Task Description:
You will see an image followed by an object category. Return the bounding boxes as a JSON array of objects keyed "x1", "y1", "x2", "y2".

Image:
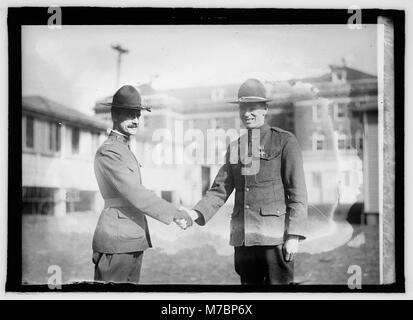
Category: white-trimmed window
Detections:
[
  {"x1": 312, "y1": 103, "x2": 323, "y2": 122},
  {"x1": 47, "y1": 121, "x2": 61, "y2": 153},
  {"x1": 312, "y1": 132, "x2": 326, "y2": 151},
  {"x1": 24, "y1": 115, "x2": 35, "y2": 150},
  {"x1": 334, "y1": 102, "x2": 347, "y2": 120},
  {"x1": 71, "y1": 127, "x2": 80, "y2": 154},
  {"x1": 337, "y1": 132, "x2": 348, "y2": 150}
]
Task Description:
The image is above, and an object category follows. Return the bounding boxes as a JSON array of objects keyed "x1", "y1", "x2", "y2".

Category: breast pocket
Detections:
[
  {"x1": 254, "y1": 151, "x2": 281, "y2": 183},
  {"x1": 125, "y1": 162, "x2": 141, "y2": 183}
]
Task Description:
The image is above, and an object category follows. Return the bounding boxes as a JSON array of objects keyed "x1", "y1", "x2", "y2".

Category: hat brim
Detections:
[
  {"x1": 101, "y1": 102, "x2": 151, "y2": 112},
  {"x1": 227, "y1": 97, "x2": 273, "y2": 104}
]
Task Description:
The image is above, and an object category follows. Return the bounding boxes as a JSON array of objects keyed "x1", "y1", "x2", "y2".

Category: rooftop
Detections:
[{"x1": 23, "y1": 96, "x2": 108, "y2": 131}]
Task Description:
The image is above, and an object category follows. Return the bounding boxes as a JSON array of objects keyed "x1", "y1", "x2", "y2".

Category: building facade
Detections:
[{"x1": 22, "y1": 96, "x2": 107, "y2": 216}]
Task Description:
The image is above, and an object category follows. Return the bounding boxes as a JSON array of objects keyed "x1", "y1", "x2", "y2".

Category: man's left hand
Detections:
[{"x1": 282, "y1": 235, "x2": 300, "y2": 262}]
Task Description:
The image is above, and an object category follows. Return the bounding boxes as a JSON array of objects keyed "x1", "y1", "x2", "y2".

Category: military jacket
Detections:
[
  {"x1": 194, "y1": 124, "x2": 308, "y2": 246},
  {"x1": 92, "y1": 131, "x2": 179, "y2": 253}
]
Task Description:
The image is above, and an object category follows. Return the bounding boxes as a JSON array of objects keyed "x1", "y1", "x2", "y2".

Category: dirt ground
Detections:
[{"x1": 22, "y1": 212, "x2": 379, "y2": 285}]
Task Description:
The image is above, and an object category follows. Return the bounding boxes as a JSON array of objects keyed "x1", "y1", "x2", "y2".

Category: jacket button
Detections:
[
  {"x1": 245, "y1": 187, "x2": 249, "y2": 192},
  {"x1": 245, "y1": 205, "x2": 249, "y2": 209}
]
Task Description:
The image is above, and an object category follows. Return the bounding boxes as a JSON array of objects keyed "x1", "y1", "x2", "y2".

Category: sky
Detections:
[{"x1": 22, "y1": 24, "x2": 377, "y2": 115}]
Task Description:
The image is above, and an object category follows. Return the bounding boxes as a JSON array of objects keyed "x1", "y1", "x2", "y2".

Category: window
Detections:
[
  {"x1": 335, "y1": 103, "x2": 347, "y2": 120},
  {"x1": 336, "y1": 132, "x2": 348, "y2": 150},
  {"x1": 25, "y1": 116, "x2": 34, "y2": 149},
  {"x1": 72, "y1": 127, "x2": 80, "y2": 154},
  {"x1": 312, "y1": 104, "x2": 323, "y2": 121},
  {"x1": 47, "y1": 121, "x2": 61, "y2": 153},
  {"x1": 313, "y1": 132, "x2": 325, "y2": 151}
]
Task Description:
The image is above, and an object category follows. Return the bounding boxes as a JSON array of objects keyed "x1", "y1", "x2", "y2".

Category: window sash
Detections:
[
  {"x1": 72, "y1": 127, "x2": 80, "y2": 154},
  {"x1": 316, "y1": 139, "x2": 324, "y2": 150},
  {"x1": 25, "y1": 116, "x2": 34, "y2": 149},
  {"x1": 47, "y1": 122, "x2": 61, "y2": 153}
]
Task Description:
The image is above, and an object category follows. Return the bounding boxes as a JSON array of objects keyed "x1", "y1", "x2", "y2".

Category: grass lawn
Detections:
[{"x1": 22, "y1": 212, "x2": 379, "y2": 285}]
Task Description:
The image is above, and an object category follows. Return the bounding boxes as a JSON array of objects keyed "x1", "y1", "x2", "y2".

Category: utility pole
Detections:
[{"x1": 111, "y1": 44, "x2": 129, "y2": 89}]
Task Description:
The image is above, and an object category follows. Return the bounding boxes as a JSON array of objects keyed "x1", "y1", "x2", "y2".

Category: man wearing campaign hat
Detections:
[
  {"x1": 182, "y1": 79, "x2": 308, "y2": 285},
  {"x1": 92, "y1": 85, "x2": 192, "y2": 283}
]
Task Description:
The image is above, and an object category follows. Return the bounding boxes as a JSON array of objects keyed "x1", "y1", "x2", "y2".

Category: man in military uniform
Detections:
[
  {"x1": 92, "y1": 85, "x2": 192, "y2": 283},
  {"x1": 183, "y1": 79, "x2": 308, "y2": 285}
]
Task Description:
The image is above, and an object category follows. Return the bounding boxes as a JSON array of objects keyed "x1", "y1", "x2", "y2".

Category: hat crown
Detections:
[
  {"x1": 238, "y1": 79, "x2": 267, "y2": 99},
  {"x1": 112, "y1": 85, "x2": 141, "y2": 108}
]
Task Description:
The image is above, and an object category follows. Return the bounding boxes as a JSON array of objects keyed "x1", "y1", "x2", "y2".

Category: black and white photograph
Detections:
[{"x1": 5, "y1": 6, "x2": 405, "y2": 294}]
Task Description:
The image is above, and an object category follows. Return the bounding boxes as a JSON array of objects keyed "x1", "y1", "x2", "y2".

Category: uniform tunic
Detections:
[
  {"x1": 92, "y1": 131, "x2": 181, "y2": 254},
  {"x1": 194, "y1": 124, "x2": 308, "y2": 246}
]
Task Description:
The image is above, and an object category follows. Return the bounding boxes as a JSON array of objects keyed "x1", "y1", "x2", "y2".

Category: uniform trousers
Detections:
[
  {"x1": 234, "y1": 244, "x2": 294, "y2": 285},
  {"x1": 92, "y1": 251, "x2": 143, "y2": 283}
]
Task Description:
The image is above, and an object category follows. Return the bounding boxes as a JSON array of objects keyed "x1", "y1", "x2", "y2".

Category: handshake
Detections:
[{"x1": 173, "y1": 207, "x2": 200, "y2": 230}]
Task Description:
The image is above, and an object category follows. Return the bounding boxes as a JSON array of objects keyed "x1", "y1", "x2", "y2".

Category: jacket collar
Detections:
[
  {"x1": 258, "y1": 123, "x2": 271, "y2": 136},
  {"x1": 109, "y1": 129, "x2": 130, "y2": 145},
  {"x1": 247, "y1": 123, "x2": 271, "y2": 138}
]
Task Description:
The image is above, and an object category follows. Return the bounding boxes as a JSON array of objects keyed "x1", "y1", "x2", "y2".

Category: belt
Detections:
[{"x1": 104, "y1": 197, "x2": 131, "y2": 208}]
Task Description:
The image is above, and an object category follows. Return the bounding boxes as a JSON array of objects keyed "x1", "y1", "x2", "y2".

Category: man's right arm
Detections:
[
  {"x1": 96, "y1": 148, "x2": 183, "y2": 225},
  {"x1": 192, "y1": 149, "x2": 235, "y2": 225}
]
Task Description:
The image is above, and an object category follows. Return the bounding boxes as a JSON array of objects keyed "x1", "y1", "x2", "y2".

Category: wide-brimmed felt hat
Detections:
[
  {"x1": 102, "y1": 85, "x2": 151, "y2": 112},
  {"x1": 228, "y1": 78, "x2": 272, "y2": 104}
]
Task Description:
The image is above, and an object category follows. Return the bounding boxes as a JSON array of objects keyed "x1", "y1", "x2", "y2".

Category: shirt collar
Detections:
[{"x1": 110, "y1": 129, "x2": 130, "y2": 144}]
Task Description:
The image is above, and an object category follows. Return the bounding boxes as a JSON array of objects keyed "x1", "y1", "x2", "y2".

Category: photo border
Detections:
[{"x1": 7, "y1": 6, "x2": 405, "y2": 293}]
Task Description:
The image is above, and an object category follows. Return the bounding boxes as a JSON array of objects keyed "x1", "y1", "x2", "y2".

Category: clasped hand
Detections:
[{"x1": 173, "y1": 206, "x2": 198, "y2": 230}]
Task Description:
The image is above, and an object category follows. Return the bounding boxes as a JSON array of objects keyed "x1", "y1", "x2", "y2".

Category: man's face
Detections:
[
  {"x1": 239, "y1": 102, "x2": 268, "y2": 129},
  {"x1": 113, "y1": 109, "x2": 141, "y2": 136}
]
